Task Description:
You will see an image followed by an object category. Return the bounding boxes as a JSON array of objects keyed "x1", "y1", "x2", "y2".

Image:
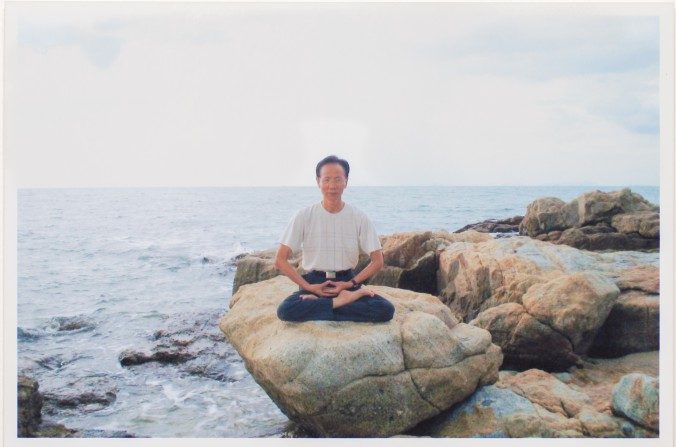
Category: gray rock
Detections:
[
  {"x1": 612, "y1": 373, "x2": 659, "y2": 431},
  {"x1": 18, "y1": 376, "x2": 42, "y2": 437}
]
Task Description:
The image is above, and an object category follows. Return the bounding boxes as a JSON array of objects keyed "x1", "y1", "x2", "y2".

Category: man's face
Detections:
[{"x1": 317, "y1": 163, "x2": 348, "y2": 200}]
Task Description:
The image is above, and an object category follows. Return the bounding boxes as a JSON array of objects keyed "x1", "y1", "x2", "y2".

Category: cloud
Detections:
[
  {"x1": 427, "y1": 15, "x2": 659, "y2": 80},
  {"x1": 17, "y1": 21, "x2": 123, "y2": 69}
]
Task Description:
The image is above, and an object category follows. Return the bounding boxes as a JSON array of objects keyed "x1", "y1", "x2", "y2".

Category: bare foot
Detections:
[{"x1": 332, "y1": 287, "x2": 376, "y2": 309}]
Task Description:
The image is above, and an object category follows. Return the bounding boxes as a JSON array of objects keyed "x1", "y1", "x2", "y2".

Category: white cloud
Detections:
[{"x1": 4, "y1": 3, "x2": 661, "y2": 187}]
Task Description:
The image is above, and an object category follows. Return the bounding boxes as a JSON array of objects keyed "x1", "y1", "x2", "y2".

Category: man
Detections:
[{"x1": 275, "y1": 155, "x2": 395, "y2": 323}]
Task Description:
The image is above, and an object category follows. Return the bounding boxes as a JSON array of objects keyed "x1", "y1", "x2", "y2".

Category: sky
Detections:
[{"x1": 3, "y1": 2, "x2": 663, "y2": 187}]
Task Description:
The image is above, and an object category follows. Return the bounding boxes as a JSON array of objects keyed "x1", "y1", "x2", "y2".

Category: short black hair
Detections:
[{"x1": 315, "y1": 155, "x2": 350, "y2": 179}]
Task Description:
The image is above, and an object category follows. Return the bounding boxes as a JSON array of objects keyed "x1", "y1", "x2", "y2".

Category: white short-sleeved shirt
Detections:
[{"x1": 279, "y1": 202, "x2": 382, "y2": 272}]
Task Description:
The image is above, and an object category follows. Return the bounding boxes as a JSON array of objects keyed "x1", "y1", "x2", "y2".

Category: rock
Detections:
[
  {"x1": 232, "y1": 248, "x2": 304, "y2": 294},
  {"x1": 498, "y1": 369, "x2": 592, "y2": 417},
  {"x1": 567, "y1": 352, "x2": 657, "y2": 414},
  {"x1": 232, "y1": 231, "x2": 491, "y2": 296},
  {"x1": 46, "y1": 315, "x2": 96, "y2": 333},
  {"x1": 613, "y1": 265, "x2": 660, "y2": 294},
  {"x1": 589, "y1": 292, "x2": 659, "y2": 357},
  {"x1": 219, "y1": 275, "x2": 502, "y2": 437},
  {"x1": 437, "y1": 236, "x2": 643, "y2": 322},
  {"x1": 17, "y1": 375, "x2": 138, "y2": 438},
  {"x1": 370, "y1": 231, "x2": 490, "y2": 294},
  {"x1": 413, "y1": 354, "x2": 659, "y2": 438},
  {"x1": 436, "y1": 236, "x2": 657, "y2": 362},
  {"x1": 469, "y1": 303, "x2": 578, "y2": 370},
  {"x1": 611, "y1": 211, "x2": 660, "y2": 238},
  {"x1": 519, "y1": 189, "x2": 659, "y2": 251},
  {"x1": 589, "y1": 265, "x2": 659, "y2": 357},
  {"x1": 612, "y1": 374, "x2": 659, "y2": 431},
  {"x1": 119, "y1": 349, "x2": 194, "y2": 366},
  {"x1": 454, "y1": 216, "x2": 523, "y2": 234},
  {"x1": 18, "y1": 376, "x2": 43, "y2": 437},
  {"x1": 557, "y1": 228, "x2": 658, "y2": 251},
  {"x1": 41, "y1": 376, "x2": 117, "y2": 413},
  {"x1": 520, "y1": 197, "x2": 576, "y2": 236},
  {"x1": 470, "y1": 271, "x2": 620, "y2": 370},
  {"x1": 520, "y1": 272, "x2": 619, "y2": 354},
  {"x1": 119, "y1": 311, "x2": 245, "y2": 382},
  {"x1": 411, "y1": 385, "x2": 584, "y2": 437},
  {"x1": 573, "y1": 189, "x2": 658, "y2": 225}
]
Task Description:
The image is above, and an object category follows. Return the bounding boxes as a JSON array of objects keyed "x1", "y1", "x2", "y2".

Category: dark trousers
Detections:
[{"x1": 276, "y1": 270, "x2": 395, "y2": 323}]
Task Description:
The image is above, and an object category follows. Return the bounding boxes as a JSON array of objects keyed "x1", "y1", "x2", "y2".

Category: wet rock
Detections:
[
  {"x1": 18, "y1": 375, "x2": 138, "y2": 438},
  {"x1": 454, "y1": 216, "x2": 523, "y2": 234},
  {"x1": 48, "y1": 315, "x2": 96, "y2": 332},
  {"x1": 17, "y1": 327, "x2": 41, "y2": 342},
  {"x1": 129, "y1": 311, "x2": 243, "y2": 382},
  {"x1": 35, "y1": 353, "x2": 89, "y2": 371},
  {"x1": 18, "y1": 376, "x2": 43, "y2": 437},
  {"x1": 220, "y1": 275, "x2": 502, "y2": 437},
  {"x1": 32, "y1": 423, "x2": 79, "y2": 438},
  {"x1": 77, "y1": 429, "x2": 137, "y2": 438},
  {"x1": 119, "y1": 348, "x2": 194, "y2": 366},
  {"x1": 612, "y1": 374, "x2": 659, "y2": 431},
  {"x1": 41, "y1": 376, "x2": 117, "y2": 413}
]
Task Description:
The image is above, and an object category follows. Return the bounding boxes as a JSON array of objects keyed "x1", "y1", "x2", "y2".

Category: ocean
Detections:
[{"x1": 16, "y1": 185, "x2": 659, "y2": 437}]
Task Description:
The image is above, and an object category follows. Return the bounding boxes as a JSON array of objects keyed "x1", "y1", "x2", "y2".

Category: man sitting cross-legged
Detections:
[{"x1": 275, "y1": 155, "x2": 395, "y2": 323}]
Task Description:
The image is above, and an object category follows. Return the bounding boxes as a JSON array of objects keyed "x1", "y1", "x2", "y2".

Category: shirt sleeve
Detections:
[
  {"x1": 279, "y1": 210, "x2": 304, "y2": 251},
  {"x1": 358, "y1": 213, "x2": 382, "y2": 255}
]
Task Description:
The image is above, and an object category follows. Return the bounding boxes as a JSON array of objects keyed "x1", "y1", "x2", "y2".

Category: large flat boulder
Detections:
[{"x1": 219, "y1": 276, "x2": 502, "y2": 437}]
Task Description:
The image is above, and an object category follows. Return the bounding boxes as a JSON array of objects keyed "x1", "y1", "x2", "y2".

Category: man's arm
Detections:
[
  {"x1": 329, "y1": 249, "x2": 384, "y2": 293},
  {"x1": 274, "y1": 244, "x2": 336, "y2": 297},
  {"x1": 353, "y1": 249, "x2": 384, "y2": 285}
]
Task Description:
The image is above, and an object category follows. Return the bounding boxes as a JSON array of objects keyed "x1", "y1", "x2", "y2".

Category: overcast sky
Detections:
[{"x1": 4, "y1": 2, "x2": 662, "y2": 187}]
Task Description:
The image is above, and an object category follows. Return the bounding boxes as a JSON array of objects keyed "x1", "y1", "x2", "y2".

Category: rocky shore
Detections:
[
  {"x1": 18, "y1": 188, "x2": 659, "y2": 438},
  {"x1": 18, "y1": 375, "x2": 135, "y2": 438},
  {"x1": 222, "y1": 188, "x2": 660, "y2": 438}
]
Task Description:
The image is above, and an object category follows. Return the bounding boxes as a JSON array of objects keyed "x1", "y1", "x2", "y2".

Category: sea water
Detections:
[{"x1": 16, "y1": 186, "x2": 659, "y2": 437}]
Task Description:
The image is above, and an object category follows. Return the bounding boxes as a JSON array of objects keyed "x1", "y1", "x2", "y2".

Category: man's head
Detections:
[
  {"x1": 315, "y1": 155, "x2": 350, "y2": 180},
  {"x1": 315, "y1": 155, "x2": 349, "y2": 199}
]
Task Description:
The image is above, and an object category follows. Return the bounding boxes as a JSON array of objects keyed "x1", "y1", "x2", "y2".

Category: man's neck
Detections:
[{"x1": 321, "y1": 199, "x2": 345, "y2": 213}]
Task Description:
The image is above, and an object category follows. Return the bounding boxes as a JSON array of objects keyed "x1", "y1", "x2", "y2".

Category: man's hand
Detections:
[
  {"x1": 304, "y1": 281, "x2": 339, "y2": 297},
  {"x1": 325, "y1": 280, "x2": 354, "y2": 293}
]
